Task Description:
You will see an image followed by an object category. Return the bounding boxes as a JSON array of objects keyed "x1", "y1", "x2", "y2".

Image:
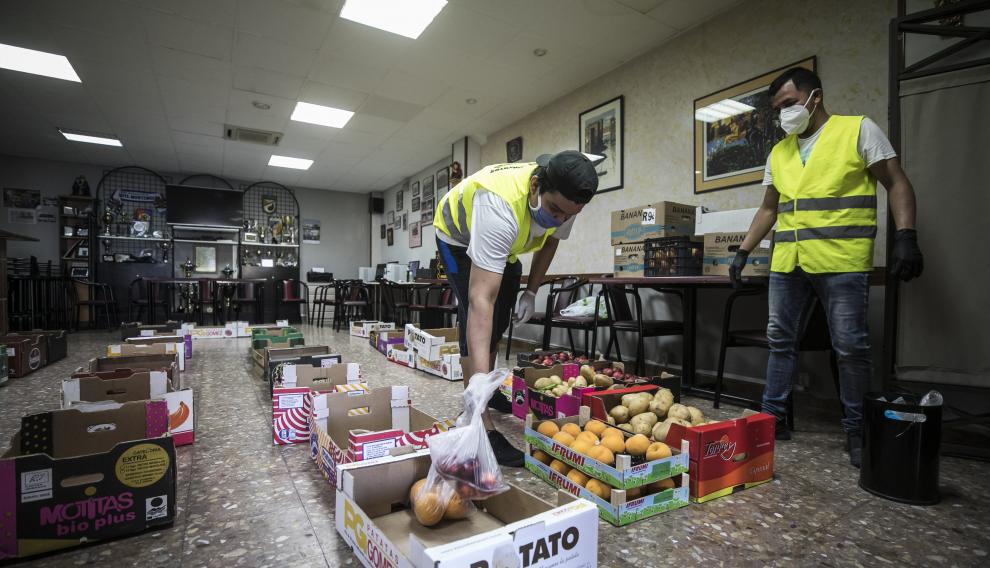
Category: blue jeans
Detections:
[{"x1": 762, "y1": 269, "x2": 871, "y2": 434}]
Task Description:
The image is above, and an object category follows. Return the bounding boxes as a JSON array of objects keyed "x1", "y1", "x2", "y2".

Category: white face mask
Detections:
[{"x1": 778, "y1": 88, "x2": 820, "y2": 136}]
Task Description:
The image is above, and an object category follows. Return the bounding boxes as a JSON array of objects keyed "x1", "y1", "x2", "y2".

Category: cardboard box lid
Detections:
[
  {"x1": 89, "y1": 353, "x2": 178, "y2": 371},
  {"x1": 280, "y1": 362, "x2": 359, "y2": 389},
  {"x1": 63, "y1": 370, "x2": 170, "y2": 405},
  {"x1": 267, "y1": 345, "x2": 331, "y2": 361},
  {"x1": 322, "y1": 386, "x2": 414, "y2": 443},
  {"x1": 124, "y1": 335, "x2": 185, "y2": 345}
]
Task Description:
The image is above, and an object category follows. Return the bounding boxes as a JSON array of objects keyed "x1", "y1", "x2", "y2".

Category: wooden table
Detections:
[{"x1": 587, "y1": 275, "x2": 767, "y2": 401}]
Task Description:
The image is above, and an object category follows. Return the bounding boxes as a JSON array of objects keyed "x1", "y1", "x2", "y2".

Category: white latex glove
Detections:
[{"x1": 514, "y1": 290, "x2": 536, "y2": 324}]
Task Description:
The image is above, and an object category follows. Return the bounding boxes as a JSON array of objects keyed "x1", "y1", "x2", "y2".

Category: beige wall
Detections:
[{"x1": 481, "y1": 0, "x2": 896, "y2": 276}]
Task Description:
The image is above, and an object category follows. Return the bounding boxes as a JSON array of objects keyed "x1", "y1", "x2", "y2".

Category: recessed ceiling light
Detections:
[
  {"x1": 269, "y1": 155, "x2": 313, "y2": 170},
  {"x1": 465, "y1": 98, "x2": 477, "y2": 105},
  {"x1": 252, "y1": 100, "x2": 271, "y2": 110},
  {"x1": 291, "y1": 101, "x2": 354, "y2": 128},
  {"x1": 340, "y1": 0, "x2": 448, "y2": 39},
  {"x1": 533, "y1": 48, "x2": 548, "y2": 57},
  {"x1": 0, "y1": 43, "x2": 81, "y2": 82},
  {"x1": 59, "y1": 129, "x2": 122, "y2": 147}
]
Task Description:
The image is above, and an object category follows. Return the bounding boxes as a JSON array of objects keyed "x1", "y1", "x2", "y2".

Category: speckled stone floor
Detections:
[{"x1": 2, "y1": 326, "x2": 988, "y2": 567}]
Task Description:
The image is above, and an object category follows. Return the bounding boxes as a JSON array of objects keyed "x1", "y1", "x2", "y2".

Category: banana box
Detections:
[{"x1": 106, "y1": 342, "x2": 185, "y2": 371}]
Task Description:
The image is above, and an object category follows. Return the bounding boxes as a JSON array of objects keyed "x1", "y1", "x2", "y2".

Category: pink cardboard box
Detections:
[{"x1": 510, "y1": 363, "x2": 591, "y2": 420}]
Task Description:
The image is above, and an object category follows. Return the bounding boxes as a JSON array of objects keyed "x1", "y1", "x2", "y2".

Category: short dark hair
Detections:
[{"x1": 768, "y1": 67, "x2": 822, "y2": 98}]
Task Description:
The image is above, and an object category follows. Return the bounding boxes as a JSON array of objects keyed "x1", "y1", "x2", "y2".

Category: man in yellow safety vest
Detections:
[
  {"x1": 434, "y1": 151, "x2": 598, "y2": 466},
  {"x1": 730, "y1": 67, "x2": 924, "y2": 468}
]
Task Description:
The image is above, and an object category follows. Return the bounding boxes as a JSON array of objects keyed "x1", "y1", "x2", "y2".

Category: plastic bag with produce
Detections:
[{"x1": 426, "y1": 368, "x2": 511, "y2": 501}]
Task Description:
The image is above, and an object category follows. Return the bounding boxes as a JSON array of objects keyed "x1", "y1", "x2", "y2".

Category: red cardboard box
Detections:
[
  {"x1": 0, "y1": 335, "x2": 47, "y2": 378},
  {"x1": 665, "y1": 412, "x2": 775, "y2": 503},
  {"x1": 0, "y1": 403, "x2": 176, "y2": 560},
  {"x1": 272, "y1": 363, "x2": 363, "y2": 445}
]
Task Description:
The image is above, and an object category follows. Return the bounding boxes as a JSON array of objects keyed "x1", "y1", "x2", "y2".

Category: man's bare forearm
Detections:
[
  {"x1": 527, "y1": 237, "x2": 558, "y2": 293},
  {"x1": 740, "y1": 207, "x2": 777, "y2": 252}
]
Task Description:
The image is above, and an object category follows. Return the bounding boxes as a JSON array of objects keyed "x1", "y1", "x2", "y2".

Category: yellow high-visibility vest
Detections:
[
  {"x1": 433, "y1": 162, "x2": 556, "y2": 262},
  {"x1": 770, "y1": 115, "x2": 878, "y2": 273}
]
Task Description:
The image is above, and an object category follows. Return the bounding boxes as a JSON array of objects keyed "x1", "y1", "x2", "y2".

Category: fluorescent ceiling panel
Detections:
[
  {"x1": 269, "y1": 154, "x2": 313, "y2": 170},
  {"x1": 0, "y1": 43, "x2": 81, "y2": 82},
  {"x1": 694, "y1": 98, "x2": 755, "y2": 123},
  {"x1": 60, "y1": 130, "x2": 122, "y2": 146},
  {"x1": 291, "y1": 101, "x2": 355, "y2": 128},
  {"x1": 340, "y1": 0, "x2": 448, "y2": 39}
]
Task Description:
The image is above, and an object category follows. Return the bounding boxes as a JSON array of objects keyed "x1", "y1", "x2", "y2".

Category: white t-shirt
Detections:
[
  {"x1": 763, "y1": 117, "x2": 897, "y2": 186},
  {"x1": 436, "y1": 189, "x2": 575, "y2": 274}
]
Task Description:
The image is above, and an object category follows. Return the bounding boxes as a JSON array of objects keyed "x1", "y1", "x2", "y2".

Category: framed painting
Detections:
[
  {"x1": 411, "y1": 180, "x2": 420, "y2": 197},
  {"x1": 694, "y1": 57, "x2": 816, "y2": 193},
  {"x1": 386, "y1": 210, "x2": 394, "y2": 225},
  {"x1": 506, "y1": 137, "x2": 523, "y2": 162},
  {"x1": 409, "y1": 221, "x2": 422, "y2": 248},
  {"x1": 380, "y1": 224, "x2": 386, "y2": 239},
  {"x1": 396, "y1": 189, "x2": 404, "y2": 211},
  {"x1": 411, "y1": 197, "x2": 420, "y2": 212},
  {"x1": 436, "y1": 166, "x2": 448, "y2": 191},
  {"x1": 579, "y1": 95, "x2": 623, "y2": 193},
  {"x1": 386, "y1": 227, "x2": 394, "y2": 246}
]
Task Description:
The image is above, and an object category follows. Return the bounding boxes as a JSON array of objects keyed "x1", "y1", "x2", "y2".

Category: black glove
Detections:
[
  {"x1": 729, "y1": 248, "x2": 750, "y2": 289},
  {"x1": 890, "y1": 229, "x2": 923, "y2": 282}
]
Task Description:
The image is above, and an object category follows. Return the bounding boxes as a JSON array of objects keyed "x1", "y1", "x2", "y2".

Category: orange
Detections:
[
  {"x1": 552, "y1": 432, "x2": 575, "y2": 448},
  {"x1": 571, "y1": 440, "x2": 594, "y2": 455},
  {"x1": 561, "y1": 422, "x2": 582, "y2": 438},
  {"x1": 586, "y1": 479, "x2": 612, "y2": 500},
  {"x1": 587, "y1": 445, "x2": 615, "y2": 465},
  {"x1": 625, "y1": 434, "x2": 650, "y2": 457},
  {"x1": 576, "y1": 431, "x2": 599, "y2": 445},
  {"x1": 537, "y1": 421, "x2": 559, "y2": 438},
  {"x1": 567, "y1": 469, "x2": 590, "y2": 487},
  {"x1": 646, "y1": 442, "x2": 672, "y2": 461},
  {"x1": 600, "y1": 435, "x2": 625, "y2": 454},
  {"x1": 584, "y1": 420, "x2": 608, "y2": 436},
  {"x1": 549, "y1": 459, "x2": 571, "y2": 475}
]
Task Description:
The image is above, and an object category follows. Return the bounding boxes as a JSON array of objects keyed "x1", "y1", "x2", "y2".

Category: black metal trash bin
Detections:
[{"x1": 859, "y1": 391, "x2": 941, "y2": 505}]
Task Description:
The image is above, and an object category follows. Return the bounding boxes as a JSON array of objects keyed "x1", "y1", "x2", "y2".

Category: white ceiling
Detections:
[{"x1": 0, "y1": 0, "x2": 741, "y2": 192}]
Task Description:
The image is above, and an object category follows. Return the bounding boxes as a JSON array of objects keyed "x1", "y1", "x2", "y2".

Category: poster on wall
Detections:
[
  {"x1": 411, "y1": 197, "x2": 420, "y2": 212},
  {"x1": 3, "y1": 187, "x2": 41, "y2": 209},
  {"x1": 387, "y1": 211, "x2": 394, "y2": 225},
  {"x1": 396, "y1": 189, "x2": 404, "y2": 211},
  {"x1": 436, "y1": 166, "x2": 448, "y2": 192},
  {"x1": 380, "y1": 224, "x2": 386, "y2": 239},
  {"x1": 302, "y1": 218, "x2": 321, "y2": 244},
  {"x1": 409, "y1": 221, "x2": 422, "y2": 248},
  {"x1": 8, "y1": 208, "x2": 36, "y2": 224},
  {"x1": 694, "y1": 57, "x2": 816, "y2": 193},
  {"x1": 422, "y1": 175, "x2": 434, "y2": 198},
  {"x1": 386, "y1": 227, "x2": 394, "y2": 246},
  {"x1": 195, "y1": 246, "x2": 217, "y2": 272},
  {"x1": 579, "y1": 95, "x2": 624, "y2": 193},
  {"x1": 506, "y1": 137, "x2": 523, "y2": 162},
  {"x1": 402, "y1": 212, "x2": 408, "y2": 231}
]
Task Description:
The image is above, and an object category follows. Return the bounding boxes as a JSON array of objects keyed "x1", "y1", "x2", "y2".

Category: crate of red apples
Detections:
[{"x1": 516, "y1": 349, "x2": 590, "y2": 369}]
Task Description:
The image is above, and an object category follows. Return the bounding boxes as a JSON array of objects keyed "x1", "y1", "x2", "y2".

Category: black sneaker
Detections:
[
  {"x1": 774, "y1": 420, "x2": 791, "y2": 441},
  {"x1": 487, "y1": 393, "x2": 513, "y2": 414},
  {"x1": 847, "y1": 434, "x2": 862, "y2": 468},
  {"x1": 487, "y1": 430, "x2": 524, "y2": 467}
]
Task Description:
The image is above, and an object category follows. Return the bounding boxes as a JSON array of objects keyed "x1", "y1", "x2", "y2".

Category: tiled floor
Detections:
[{"x1": 3, "y1": 326, "x2": 988, "y2": 567}]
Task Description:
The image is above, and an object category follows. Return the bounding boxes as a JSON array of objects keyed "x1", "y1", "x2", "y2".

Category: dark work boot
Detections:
[
  {"x1": 775, "y1": 419, "x2": 791, "y2": 441},
  {"x1": 487, "y1": 392, "x2": 513, "y2": 414},
  {"x1": 847, "y1": 433, "x2": 862, "y2": 468},
  {"x1": 487, "y1": 430, "x2": 524, "y2": 467}
]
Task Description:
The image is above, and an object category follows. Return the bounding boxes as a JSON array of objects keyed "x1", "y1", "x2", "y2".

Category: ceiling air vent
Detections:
[{"x1": 224, "y1": 124, "x2": 282, "y2": 146}]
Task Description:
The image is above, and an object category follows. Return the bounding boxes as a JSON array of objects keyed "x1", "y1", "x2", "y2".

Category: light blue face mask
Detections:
[{"x1": 529, "y1": 193, "x2": 563, "y2": 228}]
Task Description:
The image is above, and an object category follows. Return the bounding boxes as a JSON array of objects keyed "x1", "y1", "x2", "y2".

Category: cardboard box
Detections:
[
  {"x1": 125, "y1": 334, "x2": 192, "y2": 360},
  {"x1": 375, "y1": 330, "x2": 406, "y2": 355},
  {"x1": 309, "y1": 386, "x2": 453, "y2": 487},
  {"x1": 665, "y1": 411, "x2": 775, "y2": 503},
  {"x1": 107, "y1": 343, "x2": 185, "y2": 371},
  {"x1": 583, "y1": 380, "x2": 682, "y2": 424},
  {"x1": 252, "y1": 343, "x2": 327, "y2": 372},
  {"x1": 515, "y1": 349, "x2": 587, "y2": 369},
  {"x1": 62, "y1": 369, "x2": 195, "y2": 446},
  {"x1": 386, "y1": 344, "x2": 416, "y2": 369},
  {"x1": 510, "y1": 364, "x2": 587, "y2": 420},
  {"x1": 120, "y1": 321, "x2": 180, "y2": 340},
  {"x1": 82, "y1": 354, "x2": 180, "y2": 385},
  {"x1": 613, "y1": 242, "x2": 646, "y2": 278},
  {"x1": 415, "y1": 353, "x2": 462, "y2": 382},
  {"x1": 0, "y1": 404, "x2": 176, "y2": 560},
  {"x1": 250, "y1": 333, "x2": 305, "y2": 352},
  {"x1": 702, "y1": 231, "x2": 774, "y2": 277},
  {"x1": 403, "y1": 324, "x2": 459, "y2": 361},
  {"x1": 350, "y1": 321, "x2": 396, "y2": 338},
  {"x1": 610, "y1": 201, "x2": 696, "y2": 246},
  {"x1": 251, "y1": 326, "x2": 298, "y2": 338},
  {"x1": 9, "y1": 330, "x2": 67, "y2": 363},
  {"x1": 693, "y1": 206, "x2": 762, "y2": 235},
  {"x1": 335, "y1": 451, "x2": 599, "y2": 568},
  {"x1": 525, "y1": 452, "x2": 689, "y2": 526},
  {"x1": 0, "y1": 335, "x2": 46, "y2": 378},
  {"x1": 264, "y1": 347, "x2": 340, "y2": 390},
  {"x1": 273, "y1": 363, "x2": 364, "y2": 445},
  {"x1": 524, "y1": 406, "x2": 689, "y2": 491}
]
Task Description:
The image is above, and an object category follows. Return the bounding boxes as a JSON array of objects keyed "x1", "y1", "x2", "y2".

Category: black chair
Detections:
[
  {"x1": 541, "y1": 277, "x2": 598, "y2": 354},
  {"x1": 504, "y1": 276, "x2": 577, "y2": 360},
  {"x1": 127, "y1": 277, "x2": 169, "y2": 323},
  {"x1": 428, "y1": 285, "x2": 458, "y2": 327},
  {"x1": 228, "y1": 282, "x2": 260, "y2": 323},
  {"x1": 191, "y1": 279, "x2": 217, "y2": 325},
  {"x1": 70, "y1": 279, "x2": 120, "y2": 330},
  {"x1": 312, "y1": 283, "x2": 335, "y2": 327},
  {"x1": 713, "y1": 288, "x2": 841, "y2": 429},
  {"x1": 380, "y1": 280, "x2": 411, "y2": 326},
  {"x1": 336, "y1": 280, "x2": 370, "y2": 331},
  {"x1": 280, "y1": 279, "x2": 310, "y2": 323},
  {"x1": 592, "y1": 281, "x2": 685, "y2": 375}
]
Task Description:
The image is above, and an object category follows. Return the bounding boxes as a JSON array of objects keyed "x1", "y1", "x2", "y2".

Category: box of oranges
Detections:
[{"x1": 523, "y1": 407, "x2": 690, "y2": 525}]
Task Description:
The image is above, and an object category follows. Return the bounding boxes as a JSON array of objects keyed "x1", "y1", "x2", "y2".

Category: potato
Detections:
[
  {"x1": 580, "y1": 365, "x2": 595, "y2": 380},
  {"x1": 629, "y1": 412, "x2": 658, "y2": 431},
  {"x1": 608, "y1": 405, "x2": 630, "y2": 424},
  {"x1": 593, "y1": 373, "x2": 613, "y2": 388},
  {"x1": 686, "y1": 406, "x2": 705, "y2": 425},
  {"x1": 621, "y1": 392, "x2": 651, "y2": 407},
  {"x1": 626, "y1": 397, "x2": 650, "y2": 416},
  {"x1": 652, "y1": 420, "x2": 672, "y2": 442},
  {"x1": 631, "y1": 422, "x2": 652, "y2": 436},
  {"x1": 649, "y1": 399, "x2": 672, "y2": 418},
  {"x1": 606, "y1": 415, "x2": 616, "y2": 425},
  {"x1": 667, "y1": 403, "x2": 691, "y2": 421}
]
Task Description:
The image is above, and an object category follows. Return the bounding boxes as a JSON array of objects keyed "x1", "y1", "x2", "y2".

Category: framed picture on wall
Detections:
[
  {"x1": 396, "y1": 190, "x2": 404, "y2": 211},
  {"x1": 194, "y1": 246, "x2": 216, "y2": 272},
  {"x1": 421, "y1": 209, "x2": 433, "y2": 225},
  {"x1": 409, "y1": 221, "x2": 422, "y2": 248},
  {"x1": 386, "y1": 227, "x2": 394, "y2": 246},
  {"x1": 579, "y1": 95, "x2": 624, "y2": 193},
  {"x1": 506, "y1": 137, "x2": 523, "y2": 162},
  {"x1": 436, "y1": 166, "x2": 449, "y2": 191},
  {"x1": 422, "y1": 175, "x2": 434, "y2": 198},
  {"x1": 402, "y1": 213, "x2": 408, "y2": 230},
  {"x1": 411, "y1": 197, "x2": 420, "y2": 212},
  {"x1": 411, "y1": 180, "x2": 420, "y2": 197},
  {"x1": 694, "y1": 56, "x2": 816, "y2": 193},
  {"x1": 380, "y1": 224, "x2": 386, "y2": 239},
  {"x1": 387, "y1": 211, "x2": 394, "y2": 225},
  {"x1": 76, "y1": 246, "x2": 90, "y2": 258}
]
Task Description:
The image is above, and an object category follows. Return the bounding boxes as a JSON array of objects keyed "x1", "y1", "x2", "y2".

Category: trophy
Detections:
[
  {"x1": 159, "y1": 239, "x2": 171, "y2": 263},
  {"x1": 221, "y1": 264, "x2": 234, "y2": 278},
  {"x1": 181, "y1": 258, "x2": 195, "y2": 278},
  {"x1": 257, "y1": 223, "x2": 268, "y2": 244},
  {"x1": 102, "y1": 207, "x2": 114, "y2": 236}
]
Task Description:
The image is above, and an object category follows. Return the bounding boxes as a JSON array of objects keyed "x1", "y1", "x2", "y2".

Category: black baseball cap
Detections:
[{"x1": 536, "y1": 150, "x2": 598, "y2": 204}]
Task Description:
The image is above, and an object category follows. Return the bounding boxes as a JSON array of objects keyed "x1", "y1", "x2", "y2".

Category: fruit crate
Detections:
[
  {"x1": 525, "y1": 451, "x2": 689, "y2": 526},
  {"x1": 515, "y1": 350, "x2": 590, "y2": 369},
  {"x1": 523, "y1": 406, "x2": 689, "y2": 490},
  {"x1": 643, "y1": 236, "x2": 703, "y2": 277}
]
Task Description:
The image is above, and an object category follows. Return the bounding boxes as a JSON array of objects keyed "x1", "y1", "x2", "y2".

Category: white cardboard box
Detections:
[
  {"x1": 335, "y1": 451, "x2": 599, "y2": 568},
  {"x1": 403, "y1": 324, "x2": 459, "y2": 361},
  {"x1": 106, "y1": 342, "x2": 186, "y2": 371},
  {"x1": 351, "y1": 321, "x2": 397, "y2": 338},
  {"x1": 386, "y1": 343, "x2": 417, "y2": 369},
  {"x1": 694, "y1": 206, "x2": 766, "y2": 235},
  {"x1": 415, "y1": 353, "x2": 462, "y2": 382}
]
